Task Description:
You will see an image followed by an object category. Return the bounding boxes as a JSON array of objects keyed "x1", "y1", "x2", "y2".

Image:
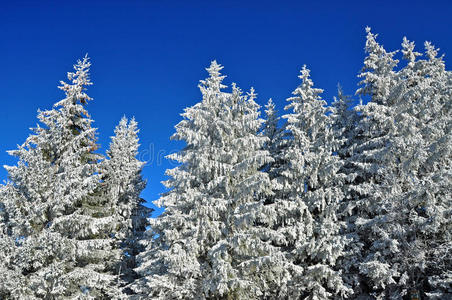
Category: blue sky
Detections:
[{"x1": 1, "y1": 0, "x2": 452, "y2": 216}]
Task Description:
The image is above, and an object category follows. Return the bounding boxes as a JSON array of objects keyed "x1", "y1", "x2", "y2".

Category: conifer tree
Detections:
[
  {"x1": 416, "y1": 42, "x2": 452, "y2": 298},
  {"x1": 343, "y1": 29, "x2": 452, "y2": 298},
  {"x1": 260, "y1": 66, "x2": 351, "y2": 299},
  {"x1": 338, "y1": 28, "x2": 403, "y2": 298},
  {"x1": 132, "y1": 61, "x2": 280, "y2": 299},
  {"x1": 261, "y1": 99, "x2": 284, "y2": 180},
  {"x1": 330, "y1": 86, "x2": 357, "y2": 159},
  {"x1": 262, "y1": 98, "x2": 280, "y2": 157},
  {"x1": 103, "y1": 116, "x2": 151, "y2": 290},
  {"x1": 1, "y1": 56, "x2": 125, "y2": 299},
  {"x1": 384, "y1": 38, "x2": 452, "y2": 298},
  {"x1": 329, "y1": 86, "x2": 363, "y2": 292}
]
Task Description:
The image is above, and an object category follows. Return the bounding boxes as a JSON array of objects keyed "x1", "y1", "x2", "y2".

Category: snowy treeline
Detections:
[{"x1": 0, "y1": 28, "x2": 450, "y2": 299}]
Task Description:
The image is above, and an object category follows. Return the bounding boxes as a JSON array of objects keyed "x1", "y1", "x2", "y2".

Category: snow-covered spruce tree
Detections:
[
  {"x1": 1, "y1": 56, "x2": 125, "y2": 299},
  {"x1": 132, "y1": 61, "x2": 285, "y2": 299},
  {"x1": 259, "y1": 65, "x2": 351, "y2": 299},
  {"x1": 384, "y1": 38, "x2": 452, "y2": 298},
  {"x1": 337, "y1": 28, "x2": 404, "y2": 298},
  {"x1": 342, "y1": 28, "x2": 452, "y2": 299},
  {"x1": 417, "y1": 41, "x2": 452, "y2": 299},
  {"x1": 103, "y1": 116, "x2": 151, "y2": 291},
  {"x1": 206, "y1": 85, "x2": 286, "y2": 299},
  {"x1": 260, "y1": 99, "x2": 285, "y2": 183},
  {"x1": 261, "y1": 98, "x2": 280, "y2": 161},
  {"x1": 328, "y1": 86, "x2": 364, "y2": 292},
  {"x1": 330, "y1": 85, "x2": 357, "y2": 159}
]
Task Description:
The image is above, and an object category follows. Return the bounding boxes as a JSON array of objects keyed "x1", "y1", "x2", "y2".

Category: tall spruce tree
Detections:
[
  {"x1": 330, "y1": 86, "x2": 357, "y2": 159},
  {"x1": 329, "y1": 86, "x2": 363, "y2": 293},
  {"x1": 132, "y1": 61, "x2": 281, "y2": 299},
  {"x1": 103, "y1": 116, "x2": 151, "y2": 291},
  {"x1": 384, "y1": 38, "x2": 452, "y2": 298},
  {"x1": 261, "y1": 99, "x2": 280, "y2": 160},
  {"x1": 261, "y1": 98, "x2": 284, "y2": 181},
  {"x1": 338, "y1": 28, "x2": 403, "y2": 298},
  {"x1": 416, "y1": 41, "x2": 452, "y2": 299},
  {"x1": 343, "y1": 28, "x2": 452, "y2": 299},
  {"x1": 1, "y1": 56, "x2": 125, "y2": 299},
  {"x1": 260, "y1": 66, "x2": 351, "y2": 299}
]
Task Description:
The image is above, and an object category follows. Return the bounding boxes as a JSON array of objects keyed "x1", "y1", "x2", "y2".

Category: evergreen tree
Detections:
[
  {"x1": 260, "y1": 66, "x2": 351, "y2": 299},
  {"x1": 343, "y1": 28, "x2": 452, "y2": 299},
  {"x1": 385, "y1": 38, "x2": 452, "y2": 299},
  {"x1": 1, "y1": 56, "x2": 125, "y2": 299},
  {"x1": 261, "y1": 98, "x2": 280, "y2": 158},
  {"x1": 261, "y1": 98, "x2": 285, "y2": 181},
  {"x1": 338, "y1": 28, "x2": 403, "y2": 298},
  {"x1": 329, "y1": 86, "x2": 363, "y2": 293},
  {"x1": 417, "y1": 42, "x2": 452, "y2": 299},
  {"x1": 330, "y1": 85, "x2": 357, "y2": 158},
  {"x1": 103, "y1": 116, "x2": 151, "y2": 291},
  {"x1": 132, "y1": 61, "x2": 279, "y2": 299}
]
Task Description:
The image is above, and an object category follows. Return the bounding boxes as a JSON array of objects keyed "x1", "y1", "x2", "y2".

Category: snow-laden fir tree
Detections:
[
  {"x1": 415, "y1": 41, "x2": 452, "y2": 299},
  {"x1": 206, "y1": 85, "x2": 286, "y2": 299},
  {"x1": 132, "y1": 61, "x2": 286, "y2": 299},
  {"x1": 330, "y1": 85, "x2": 357, "y2": 159},
  {"x1": 328, "y1": 86, "x2": 364, "y2": 292},
  {"x1": 337, "y1": 28, "x2": 404, "y2": 298},
  {"x1": 103, "y1": 116, "x2": 151, "y2": 291},
  {"x1": 261, "y1": 98, "x2": 280, "y2": 161},
  {"x1": 382, "y1": 38, "x2": 452, "y2": 298},
  {"x1": 260, "y1": 99, "x2": 284, "y2": 181},
  {"x1": 343, "y1": 28, "x2": 451, "y2": 298},
  {"x1": 259, "y1": 65, "x2": 351, "y2": 299},
  {"x1": 1, "y1": 56, "x2": 125, "y2": 299}
]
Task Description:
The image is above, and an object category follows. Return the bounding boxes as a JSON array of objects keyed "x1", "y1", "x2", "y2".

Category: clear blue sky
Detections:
[{"x1": 1, "y1": 0, "x2": 451, "y2": 216}]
